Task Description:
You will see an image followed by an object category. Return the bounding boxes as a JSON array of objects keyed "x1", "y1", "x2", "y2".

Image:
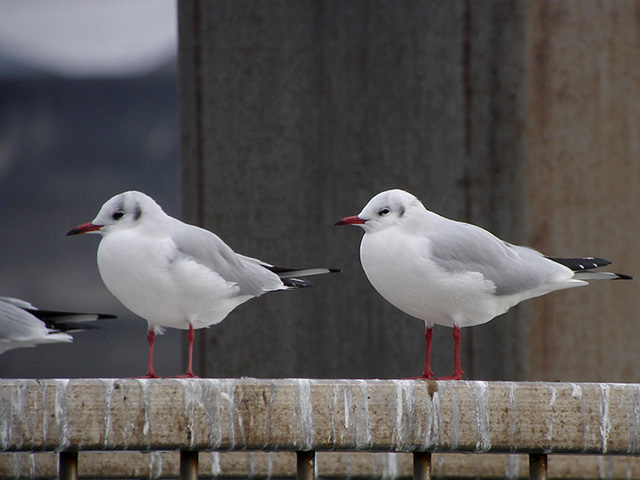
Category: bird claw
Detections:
[
  {"x1": 405, "y1": 369, "x2": 463, "y2": 381},
  {"x1": 434, "y1": 371, "x2": 463, "y2": 381}
]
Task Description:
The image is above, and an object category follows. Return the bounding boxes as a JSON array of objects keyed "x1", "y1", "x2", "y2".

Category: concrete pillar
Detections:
[
  {"x1": 178, "y1": 1, "x2": 638, "y2": 381},
  {"x1": 522, "y1": 1, "x2": 640, "y2": 382}
]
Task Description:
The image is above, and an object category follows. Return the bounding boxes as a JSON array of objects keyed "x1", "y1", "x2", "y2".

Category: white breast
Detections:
[
  {"x1": 359, "y1": 230, "x2": 512, "y2": 328},
  {"x1": 97, "y1": 230, "x2": 251, "y2": 330}
]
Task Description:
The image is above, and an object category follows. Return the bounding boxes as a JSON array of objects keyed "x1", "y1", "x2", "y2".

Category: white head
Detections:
[
  {"x1": 334, "y1": 189, "x2": 424, "y2": 233},
  {"x1": 66, "y1": 191, "x2": 165, "y2": 237}
]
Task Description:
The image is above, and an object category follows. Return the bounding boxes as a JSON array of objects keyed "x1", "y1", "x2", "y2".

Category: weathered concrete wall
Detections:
[{"x1": 178, "y1": 1, "x2": 529, "y2": 380}]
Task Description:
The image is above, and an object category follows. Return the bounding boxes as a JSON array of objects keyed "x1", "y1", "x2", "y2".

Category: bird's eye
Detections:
[
  {"x1": 378, "y1": 208, "x2": 390, "y2": 216},
  {"x1": 112, "y1": 211, "x2": 125, "y2": 220}
]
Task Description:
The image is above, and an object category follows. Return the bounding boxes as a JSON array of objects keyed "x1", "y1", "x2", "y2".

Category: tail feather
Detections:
[
  {"x1": 263, "y1": 265, "x2": 340, "y2": 289},
  {"x1": 614, "y1": 273, "x2": 634, "y2": 280},
  {"x1": 573, "y1": 272, "x2": 632, "y2": 281}
]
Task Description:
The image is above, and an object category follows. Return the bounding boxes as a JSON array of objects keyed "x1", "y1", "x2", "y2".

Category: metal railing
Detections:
[{"x1": 0, "y1": 379, "x2": 638, "y2": 479}]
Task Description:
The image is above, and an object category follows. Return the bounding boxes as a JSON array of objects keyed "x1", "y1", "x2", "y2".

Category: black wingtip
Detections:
[
  {"x1": 28, "y1": 309, "x2": 117, "y2": 320},
  {"x1": 266, "y1": 266, "x2": 341, "y2": 276},
  {"x1": 27, "y1": 309, "x2": 117, "y2": 331},
  {"x1": 547, "y1": 257, "x2": 612, "y2": 271},
  {"x1": 281, "y1": 269, "x2": 340, "y2": 288},
  {"x1": 282, "y1": 277, "x2": 313, "y2": 288}
]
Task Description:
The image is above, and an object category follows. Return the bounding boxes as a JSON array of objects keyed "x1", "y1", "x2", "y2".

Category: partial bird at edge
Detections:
[{"x1": 0, "y1": 296, "x2": 116, "y2": 354}]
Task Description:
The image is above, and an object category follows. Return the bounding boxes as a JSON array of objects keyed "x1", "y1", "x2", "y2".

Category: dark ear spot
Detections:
[
  {"x1": 134, "y1": 204, "x2": 142, "y2": 220},
  {"x1": 399, "y1": 206, "x2": 406, "y2": 217}
]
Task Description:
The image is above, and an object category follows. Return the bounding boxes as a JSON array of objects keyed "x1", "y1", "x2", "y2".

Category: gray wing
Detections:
[
  {"x1": 427, "y1": 221, "x2": 570, "y2": 296},
  {"x1": 0, "y1": 298, "x2": 50, "y2": 341},
  {"x1": 0, "y1": 297, "x2": 35, "y2": 310},
  {"x1": 168, "y1": 220, "x2": 284, "y2": 297}
]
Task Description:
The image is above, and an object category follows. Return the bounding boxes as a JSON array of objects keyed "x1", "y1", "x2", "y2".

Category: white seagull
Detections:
[
  {"x1": 335, "y1": 189, "x2": 631, "y2": 380},
  {"x1": 67, "y1": 190, "x2": 338, "y2": 378},
  {"x1": 0, "y1": 297, "x2": 114, "y2": 354}
]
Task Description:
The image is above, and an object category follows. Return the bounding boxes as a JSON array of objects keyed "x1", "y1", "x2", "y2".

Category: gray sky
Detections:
[{"x1": 0, "y1": 0, "x2": 177, "y2": 77}]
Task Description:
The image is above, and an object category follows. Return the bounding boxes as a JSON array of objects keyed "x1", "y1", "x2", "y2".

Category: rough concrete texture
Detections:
[{"x1": 0, "y1": 379, "x2": 638, "y2": 455}]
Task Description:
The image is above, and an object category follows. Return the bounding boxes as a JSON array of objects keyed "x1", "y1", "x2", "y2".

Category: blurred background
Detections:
[{"x1": 0, "y1": 0, "x2": 182, "y2": 377}]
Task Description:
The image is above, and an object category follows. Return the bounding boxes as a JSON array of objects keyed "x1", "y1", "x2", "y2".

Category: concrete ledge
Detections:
[{"x1": 0, "y1": 379, "x2": 638, "y2": 455}]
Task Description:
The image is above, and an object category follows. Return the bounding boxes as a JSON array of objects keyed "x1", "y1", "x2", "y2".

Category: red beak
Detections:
[
  {"x1": 334, "y1": 215, "x2": 366, "y2": 226},
  {"x1": 66, "y1": 222, "x2": 103, "y2": 236}
]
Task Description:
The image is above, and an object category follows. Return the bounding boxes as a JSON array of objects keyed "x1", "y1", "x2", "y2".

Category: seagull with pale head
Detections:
[
  {"x1": 335, "y1": 189, "x2": 631, "y2": 380},
  {"x1": 67, "y1": 190, "x2": 338, "y2": 378}
]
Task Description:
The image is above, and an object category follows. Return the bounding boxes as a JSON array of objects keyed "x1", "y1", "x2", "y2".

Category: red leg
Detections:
[
  {"x1": 406, "y1": 325, "x2": 435, "y2": 380},
  {"x1": 436, "y1": 325, "x2": 464, "y2": 380},
  {"x1": 420, "y1": 326, "x2": 435, "y2": 379},
  {"x1": 176, "y1": 324, "x2": 198, "y2": 378},
  {"x1": 143, "y1": 328, "x2": 160, "y2": 379}
]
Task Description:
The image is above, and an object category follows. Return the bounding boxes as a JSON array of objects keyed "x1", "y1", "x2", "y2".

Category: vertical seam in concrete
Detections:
[
  {"x1": 191, "y1": 0, "x2": 207, "y2": 378},
  {"x1": 463, "y1": 0, "x2": 473, "y2": 159},
  {"x1": 487, "y1": 6, "x2": 499, "y2": 223},
  {"x1": 192, "y1": 0, "x2": 205, "y2": 228},
  {"x1": 462, "y1": 0, "x2": 475, "y2": 380}
]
